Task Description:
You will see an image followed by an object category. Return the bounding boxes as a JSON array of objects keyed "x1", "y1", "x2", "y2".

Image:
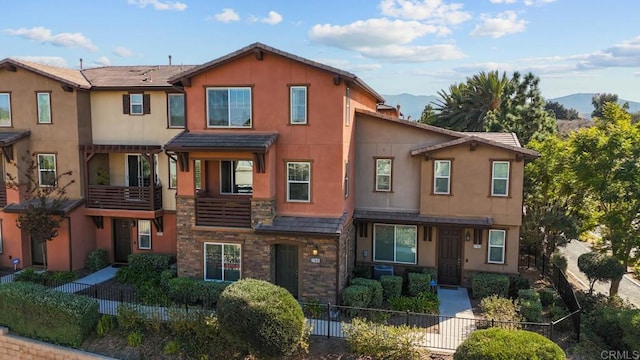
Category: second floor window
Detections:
[
  {"x1": 37, "y1": 92, "x2": 51, "y2": 124},
  {"x1": 290, "y1": 86, "x2": 307, "y2": 124},
  {"x1": 168, "y1": 157, "x2": 177, "y2": 189},
  {"x1": 207, "y1": 87, "x2": 251, "y2": 128},
  {"x1": 287, "y1": 161, "x2": 310, "y2": 202},
  {"x1": 491, "y1": 161, "x2": 510, "y2": 196},
  {"x1": 434, "y1": 160, "x2": 451, "y2": 194},
  {"x1": 375, "y1": 158, "x2": 392, "y2": 192},
  {"x1": 123, "y1": 93, "x2": 150, "y2": 115},
  {"x1": 130, "y1": 94, "x2": 143, "y2": 115},
  {"x1": 37, "y1": 154, "x2": 56, "y2": 187},
  {"x1": 221, "y1": 160, "x2": 253, "y2": 194},
  {"x1": 168, "y1": 93, "x2": 185, "y2": 128},
  {"x1": 0, "y1": 93, "x2": 11, "y2": 126}
]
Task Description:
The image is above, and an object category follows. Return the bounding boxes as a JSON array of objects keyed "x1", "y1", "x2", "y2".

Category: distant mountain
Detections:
[
  {"x1": 549, "y1": 93, "x2": 640, "y2": 119},
  {"x1": 382, "y1": 92, "x2": 640, "y2": 121},
  {"x1": 381, "y1": 93, "x2": 439, "y2": 121}
]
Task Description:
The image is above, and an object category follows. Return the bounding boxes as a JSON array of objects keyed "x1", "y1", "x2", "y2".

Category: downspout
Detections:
[
  {"x1": 65, "y1": 216, "x2": 73, "y2": 272},
  {"x1": 335, "y1": 232, "x2": 340, "y2": 304}
]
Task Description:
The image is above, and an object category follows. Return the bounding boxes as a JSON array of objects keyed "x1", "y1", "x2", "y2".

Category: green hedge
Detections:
[
  {"x1": 380, "y1": 275, "x2": 403, "y2": 301},
  {"x1": 345, "y1": 318, "x2": 428, "y2": 360},
  {"x1": 128, "y1": 253, "x2": 173, "y2": 273},
  {"x1": 389, "y1": 292, "x2": 439, "y2": 314},
  {"x1": 454, "y1": 328, "x2": 565, "y2": 359},
  {"x1": 407, "y1": 272, "x2": 431, "y2": 296},
  {"x1": 167, "y1": 277, "x2": 231, "y2": 307},
  {"x1": 86, "y1": 249, "x2": 109, "y2": 272},
  {"x1": 342, "y1": 285, "x2": 372, "y2": 308},
  {"x1": 351, "y1": 278, "x2": 383, "y2": 308},
  {"x1": 589, "y1": 308, "x2": 640, "y2": 351},
  {"x1": 0, "y1": 282, "x2": 100, "y2": 347},
  {"x1": 472, "y1": 273, "x2": 509, "y2": 299},
  {"x1": 518, "y1": 289, "x2": 542, "y2": 322}
]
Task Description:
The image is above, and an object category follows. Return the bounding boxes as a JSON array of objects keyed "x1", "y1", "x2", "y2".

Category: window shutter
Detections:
[
  {"x1": 122, "y1": 95, "x2": 130, "y2": 114},
  {"x1": 143, "y1": 94, "x2": 151, "y2": 114}
]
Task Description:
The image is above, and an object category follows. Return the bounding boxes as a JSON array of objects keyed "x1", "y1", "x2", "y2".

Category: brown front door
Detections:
[
  {"x1": 113, "y1": 219, "x2": 132, "y2": 263},
  {"x1": 274, "y1": 244, "x2": 299, "y2": 298},
  {"x1": 438, "y1": 227, "x2": 462, "y2": 285}
]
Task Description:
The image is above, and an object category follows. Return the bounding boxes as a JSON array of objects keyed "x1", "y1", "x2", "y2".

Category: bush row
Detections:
[
  {"x1": 472, "y1": 272, "x2": 510, "y2": 299},
  {"x1": 345, "y1": 318, "x2": 428, "y2": 360}
]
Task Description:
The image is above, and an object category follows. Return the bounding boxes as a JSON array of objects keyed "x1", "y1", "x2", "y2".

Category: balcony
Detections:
[
  {"x1": 196, "y1": 195, "x2": 251, "y2": 228},
  {"x1": 87, "y1": 185, "x2": 162, "y2": 211},
  {"x1": 0, "y1": 183, "x2": 6, "y2": 207}
]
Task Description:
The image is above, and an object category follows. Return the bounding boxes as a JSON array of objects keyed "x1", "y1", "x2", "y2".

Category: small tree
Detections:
[
  {"x1": 5, "y1": 151, "x2": 74, "y2": 269},
  {"x1": 577, "y1": 252, "x2": 625, "y2": 296}
]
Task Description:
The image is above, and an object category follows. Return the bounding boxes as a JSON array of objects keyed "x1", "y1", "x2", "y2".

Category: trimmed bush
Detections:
[
  {"x1": 217, "y1": 279, "x2": 307, "y2": 358},
  {"x1": 538, "y1": 288, "x2": 555, "y2": 307},
  {"x1": 160, "y1": 268, "x2": 177, "y2": 288},
  {"x1": 128, "y1": 253, "x2": 174, "y2": 273},
  {"x1": 589, "y1": 308, "x2": 640, "y2": 351},
  {"x1": 342, "y1": 284, "x2": 372, "y2": 308},
  {"x1": 167, "y1": 277, "x2": 231, "y2": 307},
  {"x1": 13, "y1": 268, "x2": 47, "y2": 285},
  {"x1": 389, "y1": 291, "x2": 439, "y2": 314},
  {"x1": 508, "y1": 275, "x2": 530, "y2": 298},
  {"x1": 167, "y1": 310, "x2": 242, "y2": 359},
  {"x1": 0, "y1": 282, "x2": 99, "y2": 347},
  {"x1": 351, "y1": 278, "x2": 383, "y2": 308},
  {"x1": 407, "y1": 272, "x2": 431, "y2": 296},
  {"x1": 480, "y1": 295, "x2": 521, "y2": 324},
  {"x1": 454, "y1": 328, "x2": 565, "y2": 360},
  {"x1": 117, "y1": 303, "x2": 145, "y2": 332},
  {"x1": 86, "y1": 249, "x2": 109, "y2": 272},
  {"x1": 380, "y1": 275, "x2": 403, "y2": 300},
  {"x1": 551, "y1": 252, "x2": 568, "y2": 273},
  {"x1": 345, "y1": 318, "x2": 428, "y2": 360},
  {"x1": 518, "y1": 289, "x2": 543, "y2": 322},
  {"x1": 472, "y1": 273, "x2": 509, "y2": 299}
]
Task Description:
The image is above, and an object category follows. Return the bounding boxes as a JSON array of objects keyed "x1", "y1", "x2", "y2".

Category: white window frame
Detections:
[
  {"x1": 137, "y1": 220, "x2": 152, "y2": 250},
  {"x1": 373, "y1": 224, "x2": 417, "y2": 264},
  {"x1": 0, "y1": 93, "x2": 11, "y2": 127},
  {"x1": 491, "y1": 161, "x2": 510, "y2": 197},
  {"x1": 206, "y1": 87, "x2": 252, "y2": 128},
  {"x1": 168, "y1": 157, "x2": 177, "y2": 189},
  {"x1": 194, "y1": 159, "x2": 202, "y2": 190},
  {"x1": 286, "y1": 161, "x2": 311, "y2": 202},
  {"x1": 204, "y1": 242, "x2": 242, "y2": 282},
  {"x1": 290, "y1": 86, "x2": 307, "y2": 124},
  {"x1": 375, "y1": 158, "x2": 392, "y2": 192},
  {"x1": 130, "y1": 94, "x2": 143, "y2": 115},
  {"x1": 488, "y1": 229, "x2": 506, "y2": 264},
  {"x1": 433, "y1": 160, "x2": 451, "y2": 195},
  {"x1": 37, "y1": 92, "x2": 51, "y2": 124},
  {"x1": 37, "y1": 154, "x2": 56, "y2": 187},
  {"x1": 167, "y1": 93, "x2": 185, "y2": 128}
]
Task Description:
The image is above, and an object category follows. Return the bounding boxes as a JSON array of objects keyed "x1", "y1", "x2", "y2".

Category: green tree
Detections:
[
  {"x1": 545, "y1": 101, "x2": 580, "y2": 120},
  {"x1": 592, "y1": 93, "x2": 629, "y2": 118},
  {"x1": 577, "y1": 252, "x2": 625, "y2": 295},
  {"x1": 432, "y1": 71, "x2": 556, "y2": 144},
  {"x1": 418, "y1": 103, "x2": 436, "y2": 124},
  {"x1": 5, "y1": 152, "x2": 74, "y2": 269},
  {"x1": 569, "y1": 103, "x2": 640, "y2": 296}
]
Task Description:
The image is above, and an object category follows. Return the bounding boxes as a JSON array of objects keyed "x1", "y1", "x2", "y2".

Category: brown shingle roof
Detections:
[
  {"x1": 354, "y1": 108, "x2": 465, "y2": 139},
  {"x1": 354, "y1": 210, "x2": 493, "y2": 227},
  {"x1": 168, "y1": 42, "x2": 385, "y2": 103},
  {"x1": 410, "y1": 135, "x2": 539, "y2": 158},
  {"x1": 461, "y1": 132, "x2": 521, "y2": 147},
  {"x1": 165, "y1": 131, "x2": 278, "y2": 152},
  {"x1": 82, "y1": 65, "x2": 196, "y2": 89},
  {"x1": 1, "y1": 58, "x2": 90, "y2": 89}
]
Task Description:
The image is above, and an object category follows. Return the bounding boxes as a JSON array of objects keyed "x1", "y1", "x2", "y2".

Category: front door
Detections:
[
  {"x1": 113, "y1": 219, "x2": 132, "y2": 263},
  {"x1": 275, "y1": 244, "x2": 299, "y2": 298},
  {"x1": 31, "y1": 236, "x2": 46, "y2": 266},
  {"x1": 438, "y1": 227, "x2": 462, "y2": 285}
]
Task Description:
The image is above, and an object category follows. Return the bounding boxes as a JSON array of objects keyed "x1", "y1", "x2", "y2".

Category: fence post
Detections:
[
  {"x1": 491, "y1": 319, "x2": 494, "y2": 328},
  {"x1": 406, "y1": 310, "x2": 410, "y2": 326},
  {"x1": 549, "y1": 321, "x2": 554, "y2": 341},
  {"x1": 327, "y1": 303, "x2": 331, "y2": 338},
  {"x1": 542, "y1": 254, "x2": 546, "y2": 277},
  {"x1": 576, "y1": 311, "x2": 581, "y2": 341}
]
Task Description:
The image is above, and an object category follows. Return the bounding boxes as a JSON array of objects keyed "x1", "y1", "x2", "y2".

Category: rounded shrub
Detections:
[
  {"x1": 217, "y1": 279, "x2": 307, "y2": 358},
  {"x1": 454, "y1": 328, "x2": 565, "y2": 360},
  {"x1": 86, "y1": 249, "x2": 109, "y2": 272},
  {"x1": 351, "y1": 278, "x2": 383, "y2": 308},
  {"x1": 380, "y1": 275, "x2": 403, "y2": 300}
]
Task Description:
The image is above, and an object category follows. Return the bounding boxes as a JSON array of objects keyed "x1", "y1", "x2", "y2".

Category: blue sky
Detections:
[{"x1": 2, "y1": 0, "x2": 639, "y2": 100}]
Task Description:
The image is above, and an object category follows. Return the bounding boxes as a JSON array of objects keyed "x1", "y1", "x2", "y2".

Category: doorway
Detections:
[
  {"x1": 113, "y1": 219, "x2": 132, "y2": 263},
  {"x1": 274, "y1": 244, "x2": 299, "y2": 298},
  {"x1": 437, "y1": 227, "x2": 462, "y2": 285}
]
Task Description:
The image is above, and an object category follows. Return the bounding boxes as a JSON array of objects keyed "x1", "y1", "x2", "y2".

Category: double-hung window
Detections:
[
  {"x1": 287, "y1": 162, "x2": 310, "y2": 202},
  {"x1": 137, "y1": 220, "x2": 151, "y2": 250},
  {"x1": 168, "y1": 157, "x2": 177, "y2": 189},
  {"x1": 204, "y1": 243, "x2": 241, "y2": 281},
  {"x1": 37, "y1": 92, "x2": 51, "y2": 124},
  {"x1": 207, "y1": 87, "x2": 251, "y2": 127},
  {"x1": 491, "y1": 161, "x2": 510, "y2": 196},
  {"x1": 374, "y1": 224, "x2": 417, "y2": 264},
  {"x1": 290, "y1": 86, "x2": 307, "y2": 124},
  {"x1": 375, "y1": 158, "x2": 392, "y2": 192},
  {"x1": 130, "y1": 94, "x2": 143, "y2": 115},
  {"x1": 168, "y1": 93, "x2": 185, "y2": 128},
  {"x1": 488, "y1": 229, "x2": 506, "y2": 264},
  {"x1": 221, "y1": 160, "x2": 253, "y2": 194},
  {"x1": 433, "y1": 160, "x2": 451, "y2": 194},
  {"x1": 0, "y1": 93, "x2": 11, "y2": 126},
  {"x1": 37, "y1": 154, "x2": 56, "y2": 187},
  {"x1": 123, "y1": 93, "x2": 149, "y2": 115}
]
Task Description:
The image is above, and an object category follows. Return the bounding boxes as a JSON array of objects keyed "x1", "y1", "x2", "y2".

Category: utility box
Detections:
[{"x1": 373, "y1": 265, "x2": 394, "y2": 279}]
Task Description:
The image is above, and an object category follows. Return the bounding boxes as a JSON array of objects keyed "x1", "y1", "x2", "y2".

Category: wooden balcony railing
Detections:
[
  {"x1": 196, "y1": 196, "x2": 251, "y2": 228},
  {"x1": 0, "y1": 183, "x2": 6, "y2": 208},
  {"x1": 87, "y1": 185, "x2": 162, "y2": 211}
]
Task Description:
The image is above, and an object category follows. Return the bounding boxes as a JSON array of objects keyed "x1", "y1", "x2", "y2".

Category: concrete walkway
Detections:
[{"x1": 54, "y1": 266, "x2": 118, "y2": 293}]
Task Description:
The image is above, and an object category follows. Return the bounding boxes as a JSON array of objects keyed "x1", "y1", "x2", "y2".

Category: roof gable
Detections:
[
  {"x1": 0, "y1": 58, "x2": 90, "y2": 89},
  {"x1": 410, "y1": 135, "x2": 539, "y2": 158},
  {"x1": 354, "y1": 108, "x2": 465, "y2": 139}
]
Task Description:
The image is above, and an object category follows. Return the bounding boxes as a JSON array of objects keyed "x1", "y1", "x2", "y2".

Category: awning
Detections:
[
  {"x1": 4, "y1": 198, "x2": 85, "y2": 216},
  {"x1": 354, "y1": 210, "x2": 493, "y2": 227},
  {"x1": 164, "y1": 131, "x2": 278, "y2": 152},
  {"x1": 255, "y1": 214, "x2": 345, "y2": 237}
]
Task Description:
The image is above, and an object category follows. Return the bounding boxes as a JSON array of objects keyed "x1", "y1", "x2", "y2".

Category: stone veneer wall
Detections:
[
  {"x1": 0, "y1": 327, "x2": 115, "y2": 360},
  {"x1": 337, "y1": 219, "x2": 355, "y2": 299},
  {"x1": 251, "y1": 197, "x2": 276, "y2": 226}
]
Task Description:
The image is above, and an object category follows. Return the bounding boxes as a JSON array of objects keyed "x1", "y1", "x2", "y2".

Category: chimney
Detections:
[
  {"x1": 168, "y1": 55, "x2": 172, "y2": 66},
  {"x1": 396, "y1": 104, "x2": 404, "y2": 119},
  {"x1": 79, "y1": 58, "x2": 83, "y2": 70}
]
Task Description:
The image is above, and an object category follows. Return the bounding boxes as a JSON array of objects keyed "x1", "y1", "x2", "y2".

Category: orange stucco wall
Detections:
[
  {"x1": 181, "y1": 52, "x2": 378, "y2": 217},
  {"x1": 0, "y1": 213, "x2": 27, "y2": 269}
]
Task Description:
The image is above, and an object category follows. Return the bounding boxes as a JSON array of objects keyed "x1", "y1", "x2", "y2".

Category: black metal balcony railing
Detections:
[
  {"x1": 87, "y1": 185, "x2": 162, "y2": 211},
  {"x1": 196, "y1": 196, "x2": 251, "y2": 228},
  {"x1": 0, "y1": 183, "x2": 6, "y2": 207}
]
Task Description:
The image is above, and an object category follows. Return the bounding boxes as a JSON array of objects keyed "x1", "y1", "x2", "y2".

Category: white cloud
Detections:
[
  {"x1": 578, "y1": 36, "x2": 640, "y2": 69},
  {"x1": 317, "y1": 58, "x2": 383, "y2": 72},
  {"x1": 249, "y1": 11, "x2": 283, "y2": 25},
  {"x1": 213, "y1": 8, "x2": 240, "y2": 23},
  {"x1": 13, "y1": 56, "x2": 67, "y2": 67},
  {"x1": 127, "y1": 0, "x2": 186, "y2": 11},
  {"x1": 524, "y1": 0, "x2": 555, "y2": 6},
  {"x1": 113, "y1": 46, "x2": 135, "y2": 57},
  {"x1": 490, "y1": 0, "x2": 517, "y2": 3},
  {"x1": 3, "y1": 27, "x2": 97, "y2": 51},
  {"x1": 634, "y1": 72, "x2": 640, "y2": 77},
  {"x1": 379, "y1": 0, "x2": 472, "y2": 25},
  {"x1": 470, "y1": 11, "x2": 527, "y2": 38},
  {"x1": 93, "y1": 56, "x2": 111, "y2": 66},
  {"x1": 358, "y1": 44, "x2": 465, "y2": 62}
]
